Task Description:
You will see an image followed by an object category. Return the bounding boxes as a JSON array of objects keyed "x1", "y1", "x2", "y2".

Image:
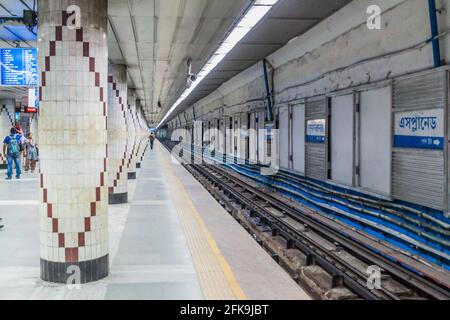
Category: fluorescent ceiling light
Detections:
[
  {"x1": 255, "y1": 0, "x2": 279, "y2": 5},
  {"x1": 157, "y1": 0, "x2": 279, "y2": 129},
  {"x1": 238, "y1": 6, "x2": 272, "y2": 28}
]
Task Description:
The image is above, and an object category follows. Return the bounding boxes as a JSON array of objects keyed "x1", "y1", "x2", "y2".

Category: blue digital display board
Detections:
[{"x1": 0, "y1": 48, "x2": 38, "y2": 86}]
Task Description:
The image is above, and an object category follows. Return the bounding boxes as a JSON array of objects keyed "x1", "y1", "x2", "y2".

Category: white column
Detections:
[
  {"x1": 107, "y1": 63, "x2": 129, "y2": 204},
  {"x1": 38, "y1": 0, "x2": 109, "y2": 283},
  {"x1": 126, "y1": 89, "x2": 137, "y2": 179}
]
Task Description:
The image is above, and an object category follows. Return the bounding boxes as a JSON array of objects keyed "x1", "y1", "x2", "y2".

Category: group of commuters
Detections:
[
  {"x1": 2, "y1": 122, "x2": 38, "y2": 180},
  {"x1": 1, "y1": 122, "x2": 38, "y2": 231},
  {"x1": 0, "y1": 127, "x2": 151, "y2": 231}
]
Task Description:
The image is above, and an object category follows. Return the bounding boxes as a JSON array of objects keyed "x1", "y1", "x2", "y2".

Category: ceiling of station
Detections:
[
  {"x1": 167, "y1": 0, "x2": 352, "y2": 125},
  {"x1": 109, "y1": 0, "x2": 352, "y2": 127},
  {"x1": 0, "y1": 0, "x2": 37, "y2": 104},
  {"x1": 0, "y1": 0, "x2": 36, "y2": 47},
  {"x1": 108, "y1": 0, "x2": 252, "y2": 127},
  {"x1": 0, "y1": 0, "x2": 351, "y2": 126},
  {"x1": 0, "y1": 86, "x2": 27, "y2": 100}
]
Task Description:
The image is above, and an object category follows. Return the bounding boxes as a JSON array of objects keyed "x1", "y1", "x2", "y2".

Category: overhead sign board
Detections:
[
  {"x1": 394, "y1": 109, "x2": 444, "y2": 150},
  {"x1": 306, "y1": 119, "x2": 326, "y2": 143},
  {"x1": 24, "y1": 107, "x2": 38, "y2": 113},
  {"x1": 0, "y1": 48, "x2": 38, "y2": 86},
  {"x1": 28, "y1": 87, "x2": 39, "y2": 109}
]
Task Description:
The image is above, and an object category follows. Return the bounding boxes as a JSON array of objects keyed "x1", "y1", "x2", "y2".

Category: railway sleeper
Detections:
[
  {"x1": 188, "y1": 162, "x2": 420, "y2": 300},
  {"x1": 238, "y1": 208, "x2": 359, "y2": 300},
  {"x1": 208, "y1": 179, "x2": 360, "y2": 299},
  {"x1": 299, "y1": 266, "x2": 359, "y2": 300},
  {"x1": 332, "y1": 250, "x2": 413, "y2": 298}
]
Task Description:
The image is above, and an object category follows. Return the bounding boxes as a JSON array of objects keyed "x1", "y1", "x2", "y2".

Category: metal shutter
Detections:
[
  {"x1": 305, "y1": 97, "x2": 328, "y2": 180},
  {"x1": 279, "y1": 106, "x2": 290, "y2": 169},
  {"x1": 392, "y1": 68, "x2": 448, "y2": 210}
]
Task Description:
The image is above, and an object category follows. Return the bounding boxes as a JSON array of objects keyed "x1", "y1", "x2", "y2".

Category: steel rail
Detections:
[
  {"x1": 162, "y1": 141, "x2": 450, "y2": 300},
  {"x1": 199, "y1": 163, "x2": 450, "y2": 300},
  {"x1": 189, "y1": 163, "x2": 398, "y2": 300}
]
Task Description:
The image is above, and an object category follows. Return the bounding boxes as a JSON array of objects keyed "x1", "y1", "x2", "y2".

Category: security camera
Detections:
[
  {"x1": 186, "y1": 58, "x2": 197, "y2": 88},
  {"x1": 23, "y1": 10, "x2": 38, "y2": 28},
  {"x1": 186, "y1": 73, "x2": 197, "y2": 88},
  {"x1": 188, "y1": 73, "x2": 197, "y2": 82}
]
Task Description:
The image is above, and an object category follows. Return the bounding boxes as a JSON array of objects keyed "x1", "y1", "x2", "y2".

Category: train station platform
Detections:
[{"x1": 0, "y1": 141, "x2": 309, "y2": 300}]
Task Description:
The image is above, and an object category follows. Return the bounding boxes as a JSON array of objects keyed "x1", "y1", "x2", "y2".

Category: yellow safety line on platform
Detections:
[{"x1": 156, "y1": 143, "x2": 247, "y2": 300}]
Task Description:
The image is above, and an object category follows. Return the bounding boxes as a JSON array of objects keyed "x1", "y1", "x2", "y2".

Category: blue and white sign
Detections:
[
  {"x1": 0, "y1": 48, "x2": 38, "y2": 86},
  {"x1": 306, "y1": 119, "x2": 326, "y2": 143},
  {"x1": 265, "y1": 123, "x2": 275, "y2": 142},
  {"x1": 394, "y1": 109, "x2": 444, "y2": 150},
  {"x1": 28, "y1": 87, "x2": 39, "y2": 109}
]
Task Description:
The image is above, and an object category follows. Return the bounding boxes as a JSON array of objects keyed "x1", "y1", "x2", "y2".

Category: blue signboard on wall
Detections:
[
  {"x1": 28, "y1": 87, "x2": 39, "y2": 109},
  {"x1": 306, "y1": 119, "x2": 326, "y2": 143},
  {"x1": 0, "y1": 48, "x2": 38, "y2": 86},
  {"x1": 394, "y1": 109, "x2": 444, "y2": 150}
]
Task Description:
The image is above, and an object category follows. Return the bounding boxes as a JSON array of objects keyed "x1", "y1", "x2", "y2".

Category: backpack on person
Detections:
[{"x1": 7, "y1": 135, "x2": 20, "y2": 158}]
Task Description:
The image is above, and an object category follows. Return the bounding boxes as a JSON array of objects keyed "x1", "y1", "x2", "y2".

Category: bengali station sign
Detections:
[
  {"x1": 394, "y1": 109, "x2": 444, "y2": 150},
  {"x1": 306, "y1": 119, "x2": 326, "y2": 143}
]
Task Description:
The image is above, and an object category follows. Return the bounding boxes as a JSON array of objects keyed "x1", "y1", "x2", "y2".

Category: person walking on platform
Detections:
[
  {"x1": 150, "y1": 132, "x2": 156, "y2": 150},
  {"x1": 3, "y1": 128, "x2": 22, "y2": 180}
]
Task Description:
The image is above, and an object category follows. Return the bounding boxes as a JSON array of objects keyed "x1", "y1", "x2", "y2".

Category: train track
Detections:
[{"x1": 162, "y1": 141, "x2": 450, "y2": 300}]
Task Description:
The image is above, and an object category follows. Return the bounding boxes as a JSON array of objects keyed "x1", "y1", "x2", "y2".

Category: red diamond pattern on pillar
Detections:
[
  {"x1": 47, "y1": 204, "x2": 52, "y2": 218},
  {"x1": 40, "y1": 16, "x2": 109, "y2": 264},
  {"x1": 84, "y1": 218, "x2": 91, "y2": 232},
  {"x1": 58, "y1": 234, "x2": 65, "y2": 248},
  {"x1": 108, "y1": 77, "x2": 129, "y2": 194},
  {"x1": 91, "y1": 202, "x2": 97, "y2": 217},
  {"x1": 65, "y1": 248, "x2": 78, "y2": 263},
  {"x1": 76, "y1": 28, "x2": 83, "y2": 42},
  {"x1": 78, "y1": 233, "x2": 85, "y2": 247}
]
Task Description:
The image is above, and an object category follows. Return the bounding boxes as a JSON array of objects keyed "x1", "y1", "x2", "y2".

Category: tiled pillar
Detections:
[
  {"x1": 137, "y1": 107, "x2": 149, "y2": 162},
  {"x1": 0, "y1": 99, "x2": 15, "y2": 169},
  {"x1": 38, "y1": 0, "x2": 109, "y2": 284},
  {"x1": 126, "y1": 89, "x2": 137, "y2": 180},
  {"x1": 134, "y1": 101, "x2": 145, "y2": 169},
  {"x1": 107, "y1": 64, "x2": 128, "y2": 204}
]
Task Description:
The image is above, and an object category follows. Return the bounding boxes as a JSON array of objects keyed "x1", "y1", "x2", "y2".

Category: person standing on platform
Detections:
[
  {"x1": 150, "y1": 132, "x2": 156, "y2": 150},
  {"x1": 24, "y1": 133, "x2": 38, "y2": 174},
  {"x1": 14, "y1": 122, "x2": 23, "y2": 135},
  {"x1": 19, "y1": 133, "x2": 28, "y2": 171},
  {"x1": 13, "y1": 122, "x2": 26, "y2": 170},
  {"x1": 3, "y1": 128, "x2": 22, "y2": 180}
]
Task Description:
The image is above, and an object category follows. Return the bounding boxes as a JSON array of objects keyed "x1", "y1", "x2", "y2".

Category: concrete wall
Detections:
[
  {"x1": 171, "y1": 0, "x2": 450, "y2": 123},
  {"x1": 167, "y1": 0, "x2": 450, "y2": 211}
]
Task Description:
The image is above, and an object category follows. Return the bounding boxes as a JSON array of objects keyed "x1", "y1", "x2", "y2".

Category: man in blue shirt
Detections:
[{"x1": 3, "y1": 128, "x2": 22, "y2": 180}]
